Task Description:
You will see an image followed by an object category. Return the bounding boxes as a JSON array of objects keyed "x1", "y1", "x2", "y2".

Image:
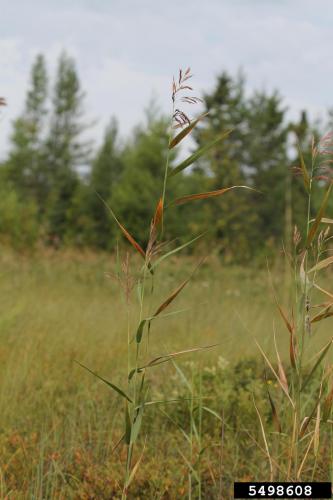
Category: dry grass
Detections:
[{"x1": 0, "y1": 250, "x2": 332, "y2": 497}]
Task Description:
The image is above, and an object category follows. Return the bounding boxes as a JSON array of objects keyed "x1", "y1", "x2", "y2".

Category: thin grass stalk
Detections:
[
  {"x1": 197, "y1": 365, "x2": 203, "y2": 500},
  {"x1": 189, "y1": 369, "x2": 194, "y2": 500},
  {"x1": 219, "y1": 409, "x2": 225, "y2": 500}
]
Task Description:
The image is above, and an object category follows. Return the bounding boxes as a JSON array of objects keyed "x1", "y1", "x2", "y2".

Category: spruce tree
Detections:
[
  {"x1": 194, "y1": 72, "x2": 293, "y2": 260},
  {"x1": 6, "y1": 54, "x2": 48, "y2": 204},
  {"x1": 194, "y1": 71, "x2": 257, "y2": 260},
  {"x1": 45, "y1": 51, "x2": 91, "y2": 242},
  {"x1": 245, "y1": 91, "x2": 289, "y2": 248}
]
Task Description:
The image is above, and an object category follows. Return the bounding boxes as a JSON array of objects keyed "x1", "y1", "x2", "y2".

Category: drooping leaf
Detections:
[
  {"x1": 75, "y1": 361, "x2": 132, "y2": 402},
  {"x1": 174, "y1": 185, "x2": 256, "y2": 205},
  {"x1": 171, "y1": 359, "x2": 192, "y2": 392},
  {"x1": 169, "y1": 113, "x2": 208, "y2": 149},
  {"x1": 311, "y1": 306, "x2": 333, "y2": 323},
  {"x1": 151, "y1": 259, "x2": 206, "y2": 317},
  {"x1": 168, "y1": 130, "x2": 232, "y2": 177},
  {"x1": 314, "y1": 283, "x2": 333, "y2": 300},
  {"x1": 255, "y1": 341, "x2": 294, "y2": 407},
  {"x1": 131, "y1": 344, "x2": 218, "y2": 376},
  {"x1": 202, "y1": 406, "x2": 223, "y2": 422},
  {"x1": 159, "y1": 408, "x2": 191, "y2": 443},
  {"x1": 153, "y1": 279, "x2": 189, "y2": 317},
  {"x1": 95, "y1": 193, "x2": 146, "y2": 259},
  {"x1": 117, "y1": 219, "x2": 146, "y2": 259},
  {"x1": 308, "y1": 255, "x2": 333, "y2": 273},
  {"x1": 146, "y1": 344, "x2": 218, "y2": 368}
]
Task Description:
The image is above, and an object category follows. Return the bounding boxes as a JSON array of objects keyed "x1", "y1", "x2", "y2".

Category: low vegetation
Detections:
[
  {"x1": 0, "y1": 252, "x2": 331, "y2": 498},
  {"x1": 0, "y1": 66, "x2": 332, "y2": 498}
]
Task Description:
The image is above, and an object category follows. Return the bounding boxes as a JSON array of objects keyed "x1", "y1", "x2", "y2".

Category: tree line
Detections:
[{"x1": 0, "y1": 52, "x2": 331, "y2": 261}]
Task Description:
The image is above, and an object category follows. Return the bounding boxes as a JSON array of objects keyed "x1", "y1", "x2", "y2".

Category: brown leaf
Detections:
[
  {"x1": 314, "y1": 283, "x2": 333, "y2": 300},
  {"x1": 174, "y1": 186, "x2": 256, "y2": 205},
  {"x1": 276, "y1": 303, "x2": 297, "y2": 369},
  {"x1": 311, "y1": 305, "x2": 333, "y2": 323},
  {"x1": 118, "y1": 220, "x2": 146, "y2": 259},
  {"x1": 308, "y1": 255, "x2": 333, "y2": 273},
  {"x1": 153, "y1": 259, "x2": 204, "y2": 317},
  {"x1": 95, "y1": 193, "x2": 146, "y2": 259},
  {"x1": 153, "y1": 279, "x2": 189, "y2": 317},
  {"x1": 146, "y1": 198, "x2": 164, "y2": 258},
  {"x1": 152, "y1": 197, "x2": 163, "y2": 230},
  {"x1": 276, "y1": 303, "x2": 293, "y2": 335}
]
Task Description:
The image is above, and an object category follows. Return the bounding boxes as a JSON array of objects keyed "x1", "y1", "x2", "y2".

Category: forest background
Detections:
[{"x1": 1, "y1": 52, "x2": 331, "y2": 262}]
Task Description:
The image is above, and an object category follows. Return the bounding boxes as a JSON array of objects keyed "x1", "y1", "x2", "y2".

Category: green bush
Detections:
[{"x1": 0, "y1": 186, "x2": 39, "y2": 249}]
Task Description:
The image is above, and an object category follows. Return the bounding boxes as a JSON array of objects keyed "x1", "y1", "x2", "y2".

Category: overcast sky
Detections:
[{"x1": 1, "y1": 0, "x2": 333, "y2": 159}]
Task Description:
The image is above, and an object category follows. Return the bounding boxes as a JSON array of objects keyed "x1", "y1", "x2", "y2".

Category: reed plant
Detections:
[
  {"x1": 255, "y1": 133, "x2": 333, "y2": 481},
  {"x1": 77, "y1": 68, "x2": 253, "y2": 498}
]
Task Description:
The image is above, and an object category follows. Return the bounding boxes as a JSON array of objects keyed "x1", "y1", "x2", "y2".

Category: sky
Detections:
[{"x1": 1, "y1": 0, "x2": 333, "y2": 159}]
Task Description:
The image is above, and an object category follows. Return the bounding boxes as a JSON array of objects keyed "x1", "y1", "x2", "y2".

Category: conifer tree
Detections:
[
  {"x1": 45, "y1": 51, "x2": 91, "y2": 241},
  {"x1": 194, "y1": 71, "x2": 257, "y2": 259},
  {"x1": 245, "y1": 91, "x2": 288, "y2": 246},
  {"x1": 6, "y1": 54, "x2": 48, "y2": 204}
]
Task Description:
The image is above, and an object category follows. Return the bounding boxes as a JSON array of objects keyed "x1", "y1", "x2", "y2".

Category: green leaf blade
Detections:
[
  {"x1": 75, "y1": 361, "x2": 133, "y2": 402},
  {"x1": 168, "y1": 130, "x2": 232, "y2": 177}
]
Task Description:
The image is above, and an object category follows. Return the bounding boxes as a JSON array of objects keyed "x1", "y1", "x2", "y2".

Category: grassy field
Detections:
[{"x1": 0, "y1": 250, "x2": 332, "y2": 498}]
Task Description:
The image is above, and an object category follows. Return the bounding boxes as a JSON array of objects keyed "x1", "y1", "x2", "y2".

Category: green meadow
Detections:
[{"x1": 0, "y1": 251, "x2": 332, "y2": 498}]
